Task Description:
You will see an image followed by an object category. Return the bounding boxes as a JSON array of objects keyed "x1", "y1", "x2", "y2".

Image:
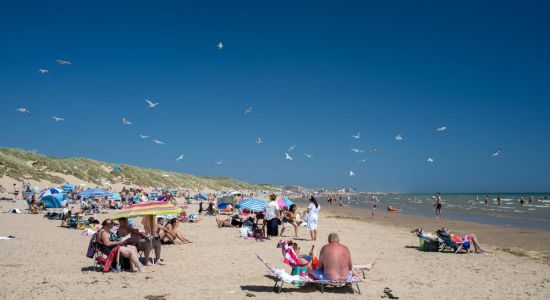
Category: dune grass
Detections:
[{"x1": 0, "y1": 147, "x2": 276, "y2": 191}]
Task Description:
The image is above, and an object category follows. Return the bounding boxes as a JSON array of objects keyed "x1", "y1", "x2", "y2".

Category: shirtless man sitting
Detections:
[
  {"x1": 117, "y1": 217, "x2": 165, "y2": 266},
  {"x1": 308, "y1": 233, "x2": 374, "y2": 281}
]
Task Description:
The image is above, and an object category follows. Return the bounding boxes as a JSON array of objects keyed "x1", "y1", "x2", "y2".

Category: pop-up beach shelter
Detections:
[{"x1": 38, "y1": 188, "x2": 66, "y2": 208}]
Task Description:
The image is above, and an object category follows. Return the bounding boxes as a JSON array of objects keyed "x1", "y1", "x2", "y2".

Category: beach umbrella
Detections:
[
  {"x1": 62, "y1": 184, "x2": 75, "y2": 192},
  {"x1": 107, "y1": 192, "x2": 122, "y2": 201},
  {"x1": 38, "y1": 188, "x2": 66, "y2": 208},
  {"x1": 79, "y1": 188, "x2": 109, "y2": 198},
  {"x1": 277, "y1": 198, "x2": 293, "y2": 207},
  {"x1": 239, "y1": 198, "x2": 266, "y2": 212},
  {"x1": 111, "y1": 201, "x2": 183, "y2": 219}
]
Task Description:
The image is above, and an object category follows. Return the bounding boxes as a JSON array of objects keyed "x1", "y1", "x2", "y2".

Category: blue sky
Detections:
[{"x1": 1, "y1": 1, "x2": 549, "y2": 193}]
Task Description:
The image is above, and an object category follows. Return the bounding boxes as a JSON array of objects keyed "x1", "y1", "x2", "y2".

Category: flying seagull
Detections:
[
  {"x1": 152, "y1": 139, "x2": 164, "y2": 145},
  {"x1": 37, "y1": 69, "x2": 49, "y2": 74},
  {"x1": 351, "y1": 148, "x2": 364, "y2": 153},
  {"x1": 176, "y1": 154, "x2": 184, "y2": 161},
  {"x1": 56, "y1": 59, "x2": 71, "y2": 65},
  {"x1": 216, "y1": 160, "x2": 223, "y2": 165},
  {"x1": 427, "y1": 157, "x2": 434, "y2": 163},
  {"x1": 52, "y1": 117, "x2": 64, "y2": 122},
  {"x1": 351, "y1": 132, "x2": 361, "y2": 139},
  {"x1": 256, "y1": 138, "x2": 262, "y2": 144},
  {"x1": 145, "y1": 99, "x2": 159, "y2": 108},
  {"x1": 285, "y1": 153, "x2": 293, "y2": 161},
  {"x1": 349, "y1": 170, "x2": 356, "y2": 176},
  {"x1": 139, "y1": 134, "x2": 149, "y2": 139},
  {"x1": 304, "y1": 153, "x2": 313, "y2": 158},
  {"x1": 436, "y1": 126, "x2": 447, "y2": 133},
  {"x1": 395, "y1": 134, "x2": 403, "y2": 141},
  {"x1": 287, "y1": 145, "x2": 297, "y2": 152},
  {"x1": 122, "y1": 117, "x2": 132, "y2": 125},
  {"x1": 358, "y1": 159, "x2": 367, "y2": 163},
  {"x1": 244, "y1": 106, "x2": 253, "y2": 115},
  {"x1": 369, "y1": 147, "x2": 379, "y2": 152},
  {"x1": 17, "y1": 108, "x2": 31, "y2": 116},
  {"x1": 491, "y1": 148, "x2": 502, "y2": 157},
  {"x1": 217, "y1": 42, "x2": 224, "y2": 50}
]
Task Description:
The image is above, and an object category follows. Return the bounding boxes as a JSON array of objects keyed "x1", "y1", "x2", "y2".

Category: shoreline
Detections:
[{"x1": 292, "y1": 198, "x2": 550, "y2": 265}]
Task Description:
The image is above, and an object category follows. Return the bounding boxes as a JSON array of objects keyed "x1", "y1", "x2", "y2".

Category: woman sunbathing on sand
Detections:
[
  {"x1": 216, "y1": 214, "x2": 243, "y2": 228},
  {"x1": 156, "y1": 218, "x2": 192, "y2": 244}
]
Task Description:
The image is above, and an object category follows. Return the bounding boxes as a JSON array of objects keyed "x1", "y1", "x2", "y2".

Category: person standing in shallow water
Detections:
[
  {"x1": 434, "y1": 192, "x2": 442, "y2": 218},
  {"x1": 497, "y1": 196, "x2": 502, "y2": 206}
]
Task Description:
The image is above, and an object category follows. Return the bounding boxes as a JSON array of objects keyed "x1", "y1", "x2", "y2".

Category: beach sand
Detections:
[{"x1": 1, "y1": 197, "x2": 550, "y2": 300}]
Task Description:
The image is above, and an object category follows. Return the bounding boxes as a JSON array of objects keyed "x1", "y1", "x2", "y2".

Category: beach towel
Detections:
[
  {"x1": 277, "y1": 240, "x2": 300, "y2": 267},
  {"x1": 0, "y1": 236, "x2": 15, "y2": 240},
  {"x1": 102, "y1": 246, "x2": 120, "y2": 272},
  {"x1": 8, "y1": 208, "x2": 22, "y2": 214}
]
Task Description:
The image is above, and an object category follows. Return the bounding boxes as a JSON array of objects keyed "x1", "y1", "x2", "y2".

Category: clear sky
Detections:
[{"x1": 1, "y1": 1, "x2": 549, "y2": 193}]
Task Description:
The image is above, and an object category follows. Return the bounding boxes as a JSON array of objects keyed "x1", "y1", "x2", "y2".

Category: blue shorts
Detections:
[{"x1": 311, "y1": 269, "x2": 353, "y2": 281}]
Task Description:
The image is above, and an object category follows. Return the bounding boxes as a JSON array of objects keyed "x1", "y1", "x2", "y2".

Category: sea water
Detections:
[{"x1": 316, "y1": 193, "x2": 550, "y2": 231}]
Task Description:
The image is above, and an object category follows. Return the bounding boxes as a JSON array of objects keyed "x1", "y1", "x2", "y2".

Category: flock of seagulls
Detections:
[{"x1": 16, "y1": 46, "x2": 504, "y2": 180}]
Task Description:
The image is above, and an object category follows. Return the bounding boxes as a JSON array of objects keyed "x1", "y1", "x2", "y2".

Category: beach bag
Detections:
[
  {"x1": 86, "y1": 235, "x2": 97, "y2": 258},
  {"x1": 239, "y1": 227, "x2": 249, "y2": 238},
  {"x1": 419, "y1": 238, "x2": 440, "y2": 252}
]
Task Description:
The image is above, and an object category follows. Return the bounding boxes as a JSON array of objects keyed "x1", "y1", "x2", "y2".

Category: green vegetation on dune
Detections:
[{"x1": 0, "y1": 147, "x2": 276, "y2": 191}]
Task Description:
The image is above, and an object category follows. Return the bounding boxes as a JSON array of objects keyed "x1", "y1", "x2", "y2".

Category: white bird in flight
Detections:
[
  {"x1": 176, "y1": 154, "x2": 184, "y2": 161},
  {"x1": 56, "y1": 59, "x2": 71, "y2": 65},
  {"x1": 256, "y1": 138, "x2": 262, "y2": 144},
  {"x1": 351, "y1": 132, "x2": 361, "y2": 139},
  {"x1": 491, "y1": 148, "x2": 502, "y2": 157},
  {"x1": 17, "y1": 108, "x2": 31, "y2": 116},
  {"x1": 395, "y1": 134, "x2": 403, "y2": 141},
  {"x1": 351, "y1": 148, "x2": 364, "y2": 153},
  {"x1": 427, "y1": 157, "x2": 435, "y2": 163},
  {"x1": 217, "y1": 42, "x2": 224, "y2": 50},
  {"x1": 436, "y1": 126, "x2": 447, "y2": 133},
  {"x1": 285, "y1": 153, "x2": 293, "y2": 161},
  {"x1": 153, "y1": 139, "x2": 164, "y2": 145},
  {"x1": 145, "y1": 99, "x2": 159, "y2": 108},
  {"x1": 216, "y1": 160, "x2": 223, "y2": 165},
  {"x1": 122, "y1": 118, "x2": 132, "y2": 125},
  {"x1": 358, "y1": 159, "x2": 367, "y2": 163},
  {"x1": 52, "y1": 117, "x2": 64, "y2": 122},
  {"x1": 349, "y1": 170, "x2": 356, "y2": 176},
  {"x1": 139, "y1": 134, "x2": 149, "y2": 139},
  {"x1": 287, "y1": 145, "x2": 297, "y2": 152},
  {"x1": 369, "y1": 147, "x2": 379, "y2": 152},
  {"x1": 304, "y1": 153, "x2": 313, "y2": 158},
  {"x1": 244, "y1": 106, "x2": 253, "y2": 115},
  {"x1": 37, "y1": 69, "x2": 49, "y2": 74}
]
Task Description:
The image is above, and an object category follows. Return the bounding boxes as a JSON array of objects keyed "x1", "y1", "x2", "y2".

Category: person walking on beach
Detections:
[
  {"x1": 371, "y1": 195, "x2": 377, "y2": 216},
  {"x1": 434, "y1": 192, "x2": 442, "y2": 218},
  {"x1": 307, "y1": 196, "x2": 320, "y2": 241},
  {"x1": 13, "y1": 184, "x2": 19, "y2": 200}
]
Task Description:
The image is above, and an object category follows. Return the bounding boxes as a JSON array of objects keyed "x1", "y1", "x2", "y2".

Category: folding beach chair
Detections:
[
  {"x1": 255, "y1": 253, "x2": 362, "y2": 294},
  {"x1": 86, "y1": 233, "x2": 122, "y2": 272},
  {"x1": 436, "y1": 229, "x2": 471, "y2": 254}
]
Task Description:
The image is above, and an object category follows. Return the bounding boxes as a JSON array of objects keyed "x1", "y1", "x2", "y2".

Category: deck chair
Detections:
[
  {"x1": 86, "y1": 233, "x2": 122, "y2": 272},
  {"x1": 255, "y1": 253, "x2": 362, "y2": 294},
  {"x1": 436, "y1": 229, "x2": 471, "y2": 254}
]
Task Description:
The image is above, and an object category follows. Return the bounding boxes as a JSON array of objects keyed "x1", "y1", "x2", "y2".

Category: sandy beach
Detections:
[{"x1": 1, "y1": 196, "x2": 549, "y2": 300}]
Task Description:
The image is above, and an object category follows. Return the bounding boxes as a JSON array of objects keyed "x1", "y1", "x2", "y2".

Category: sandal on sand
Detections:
[{"x1": 383, "y1": 287, "x2": 399, "y2": 299}]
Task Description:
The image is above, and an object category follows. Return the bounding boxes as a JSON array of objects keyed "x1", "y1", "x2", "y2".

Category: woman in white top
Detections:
[{"x1": 307, "y1": 196, "x2": 320, "y2": 241}]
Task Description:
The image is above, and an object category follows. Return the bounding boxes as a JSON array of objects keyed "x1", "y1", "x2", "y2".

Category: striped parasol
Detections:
[
  {"x1": 238, "y1": 198, "x2": 266, "y2": 212},
  {"x1": 111, "y1": 201, "x2": 183, "y2": 219}
]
